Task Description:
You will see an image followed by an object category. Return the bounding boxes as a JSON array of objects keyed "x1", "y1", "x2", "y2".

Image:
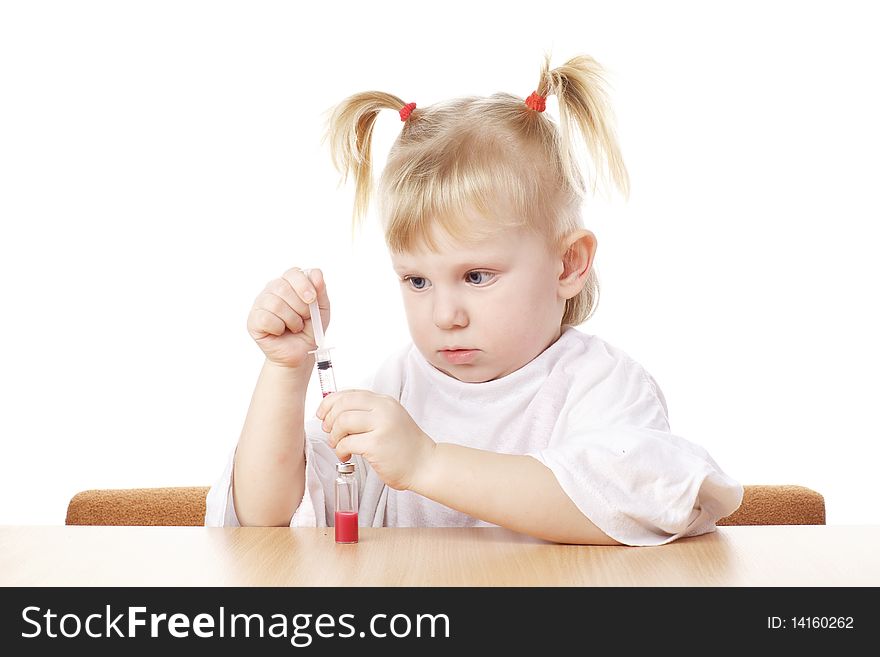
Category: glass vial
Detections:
[{"x1": 334, "y1": 461, "x2": 358, "y2": 544}]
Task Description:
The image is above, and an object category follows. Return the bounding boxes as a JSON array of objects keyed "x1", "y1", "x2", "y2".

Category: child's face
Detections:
[{"x1": 390, "y1": 224, "x2": 567, "y2": 383}]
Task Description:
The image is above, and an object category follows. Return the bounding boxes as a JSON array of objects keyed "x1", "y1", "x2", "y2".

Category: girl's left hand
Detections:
[{"x1": 316, "y1": 390, "x2": 436, "y2": 491}]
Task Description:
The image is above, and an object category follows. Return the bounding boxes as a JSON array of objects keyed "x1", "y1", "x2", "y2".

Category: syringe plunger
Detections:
[{"x1": 308, "y1": 300, "x2": 325, "y2": 349}]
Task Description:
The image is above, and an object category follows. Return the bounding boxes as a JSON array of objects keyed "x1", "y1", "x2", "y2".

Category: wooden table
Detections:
[{"x1": 1, "y1": 525, "x2": 878, "y2": 586}]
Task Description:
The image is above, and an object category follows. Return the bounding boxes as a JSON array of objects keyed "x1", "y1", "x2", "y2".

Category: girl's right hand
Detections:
[{"x1": 246, "y1": 267, "x2": 331, "y2": 370}]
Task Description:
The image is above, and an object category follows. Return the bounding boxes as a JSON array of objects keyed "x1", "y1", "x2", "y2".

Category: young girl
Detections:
[{"x1": 205, "y1": 53, "x2": 743, "y2": 546}]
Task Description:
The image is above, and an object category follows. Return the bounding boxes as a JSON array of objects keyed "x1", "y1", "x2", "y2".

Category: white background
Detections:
[{"x1": 1, "y1": 1, "x2": 877, "y2": 526}]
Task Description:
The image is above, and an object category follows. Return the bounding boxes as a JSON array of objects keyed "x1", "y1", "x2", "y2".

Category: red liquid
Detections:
[{"x1": 335, "y1": 511, "x2": 358, "y2": 543}]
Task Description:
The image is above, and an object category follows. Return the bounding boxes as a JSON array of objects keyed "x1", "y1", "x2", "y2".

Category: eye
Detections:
[
  {"x1": 403, "y1": 275, "x2": 430, "y2": 291},
  {"x1": 466, "y1": 271, "x2": 496, "y2": 285}
]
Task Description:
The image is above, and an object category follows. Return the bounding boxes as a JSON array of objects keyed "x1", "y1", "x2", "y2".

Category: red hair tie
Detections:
[
  {"x1": 525, "y1": 91, "x2": 546, "y2": 112},
  {"x1": 399, "y1": 102, "x2": 416, "y2": 121}
]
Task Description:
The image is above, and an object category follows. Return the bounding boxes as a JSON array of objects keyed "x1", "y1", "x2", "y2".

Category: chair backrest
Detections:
[
  {"x1": 716, "y1": 484, "x2": 825, "y2": 526},
  {"x1": 65, "y1": 487, "x2": 209, "y2": 526},
  {"x1": 65, "y1": 484, "x2": 826, "y2": 527}
]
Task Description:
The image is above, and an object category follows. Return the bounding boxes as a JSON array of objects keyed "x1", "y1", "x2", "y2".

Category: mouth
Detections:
[{"x1": 438, "y1": 349, "x2": 479, "y2": 365}]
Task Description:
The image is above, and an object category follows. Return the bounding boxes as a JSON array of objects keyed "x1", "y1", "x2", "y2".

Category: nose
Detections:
[{"x1": 432, "y1": 289, "x2": 469, "y2": 329}]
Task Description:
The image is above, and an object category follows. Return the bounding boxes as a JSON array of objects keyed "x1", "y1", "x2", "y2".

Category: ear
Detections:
[{"x1": 557, "y1": 230, "x2": 597, "y2": 300}]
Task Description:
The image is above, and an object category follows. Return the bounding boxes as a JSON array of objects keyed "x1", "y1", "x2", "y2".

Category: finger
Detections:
[
  {"x1": 280, "y1": 267, "x2": 320, "y2": 306},
  {"x1": 305, "y1": 268, "x2": 329, "y2": 309},
  {"x1": 315, "y1": 391, "x2": 336, "y2": 421},
  {"x1": 335, "y1": 434, "x2": 369, "y2": 463},
  {"x1": 247, "y1": 307, "x2": 287, "y2": 338},
  {"x1": 253, "y1": 291, "x2": 304, "y2": 334},
  {"x1": 318, "y1": 390, "x2": 376, "y2": 427},
  {"x1": 316, "y1": 388, "x2": 357, "y2": 420},
  {"x1": 261, "y1": 275, "x2": 307, "y2": 322},
  {"x1": 327, "y1": 410, "x2": 374, "y2": 448}
]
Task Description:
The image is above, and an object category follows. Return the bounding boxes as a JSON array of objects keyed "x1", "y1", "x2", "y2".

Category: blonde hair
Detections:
[{"x1": 323, "y1": 52, "x2": 629, "y2": 325}]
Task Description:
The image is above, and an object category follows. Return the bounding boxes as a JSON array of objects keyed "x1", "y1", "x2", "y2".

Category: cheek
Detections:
[
  {"x1": 491, "y1": 277, "x2": 557, "y2": 318},
  {"x1": 483, "y1": 280, "x2": 558, "y2": 338},
  {"x1": 402, "y1": 297, "x2": 430, "y2": 336},
  {"x1": 478, "y1": 293, "x2": 532, "y2": 334}
]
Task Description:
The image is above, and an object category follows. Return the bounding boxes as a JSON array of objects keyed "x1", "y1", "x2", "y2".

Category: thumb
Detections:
[
  {"x1": 306, "y1": 268, "x2": 329, "y2": 307},
  {"x1": 335, "y1": 434, "x2": 366, "y2": 464}
]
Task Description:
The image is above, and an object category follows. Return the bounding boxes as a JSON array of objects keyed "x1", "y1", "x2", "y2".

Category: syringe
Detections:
[
  {"x1": 305, "y1": 288, "x2": 336, "y2": 398},
  {"x1": 303, "y1": 269, "x2": 356, "y2": 525},
  {"x1": 303, "y1": 270, "x2": 350, "y2": 471}
]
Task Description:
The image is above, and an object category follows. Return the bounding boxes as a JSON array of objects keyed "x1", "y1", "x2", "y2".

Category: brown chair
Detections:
[
  {"x1": 716, "y1": 484, "x2": 825, "y2": 526},
  {"x1": 65, "y1": 486, "x2": 210, "y2": 526},
  {"x1": 65, "y1": 484, "x2": 826, "y2": 527}
]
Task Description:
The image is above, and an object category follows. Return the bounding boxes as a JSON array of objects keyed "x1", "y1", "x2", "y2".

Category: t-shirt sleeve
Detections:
[
  {"x1": 203, "y1": 420, "x2": 339, "y2": 528},
  {"x1": 204, "y1": 445, "x2": 241, "y2": 527},
  {"x1": 290, "y1": 416, "x2": 341, "y2": 527},
  {"x1": 526, "y1": 356, "x2": 743, "y2": 546},
  {"x1": 204, "y1": 367, "x2": 380, "y2": 528}
]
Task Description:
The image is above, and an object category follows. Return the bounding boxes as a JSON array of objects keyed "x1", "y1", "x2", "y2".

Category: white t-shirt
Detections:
[{"x1": 205, "y1": 326, "x2": 743, "y2": 546}]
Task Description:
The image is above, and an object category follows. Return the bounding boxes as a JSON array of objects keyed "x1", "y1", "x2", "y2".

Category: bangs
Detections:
[{"x1": 378, "y1": 129, "x2": 551, "y2": 253}]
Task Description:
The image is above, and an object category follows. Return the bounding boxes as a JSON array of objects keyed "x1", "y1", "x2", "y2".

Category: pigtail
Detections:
[
  {"x1": 538, "y1": 52, "x2": 630, "y2": 199},
  {"x1": 322, "y1": 91, "x2": 408, "y2": 231}
]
